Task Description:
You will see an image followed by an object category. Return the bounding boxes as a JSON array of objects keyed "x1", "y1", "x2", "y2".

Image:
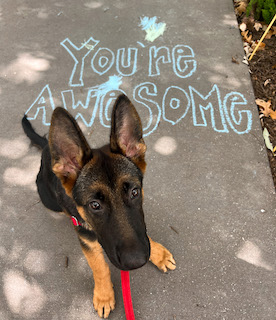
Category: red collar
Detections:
[{"x1": 71, "y1": 216, "x2": 81, "y2": 227}]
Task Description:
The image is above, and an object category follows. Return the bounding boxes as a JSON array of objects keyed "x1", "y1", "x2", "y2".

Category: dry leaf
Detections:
[
  {"x1": 254, "y1": 22, "x2": 262, "y2": 31},
  {"x1": 271, "y1": 110, "x2": 276, "y2": 120},
  {"x1": 240, "y1": 22, "x2": 247, "y2": 32},
  {"x1": 251, "y1": 40, "x2": 266, "y2": 51},
  {"x1": 264, "y1": 79, "x2": 271, "y2": 86},
  {"x1": 263, "y1": 128, "x2": 274, "y2": 153},
  {"x1": 265, "y1": 30, "x2": 274, "y2": 39},
  {"x1": 242, "y1": 56, "x2": 249, "y2": 65},
  {"x1": 243, "y1": 43, "x2": 253, "y2": 56},
  {"x1": 256, "y1": 41, "x2": 266, "y2": 50},
  {"x1": 241, "y1": 30, "x2": 252, "y2": 43},
  {"x1": 256, "y1": 99, "x2": 276, "y2": 119},
  {"x1": 256, "y1": 99, "x2": 271, "y2": 117},
  {"x1": 232, "y1": 56, "x2": 239, "y2": 64},
  {"x1": 236, "y1": 1, "x2": 247, "y2": 15},
  {"x1": 263, "y1": 25, "x2": 276, "y2": 34}
]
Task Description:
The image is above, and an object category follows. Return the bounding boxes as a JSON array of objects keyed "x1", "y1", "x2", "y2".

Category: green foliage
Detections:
[{"x1": 246, "y1": 0, "x2": 276, "y2": 24}]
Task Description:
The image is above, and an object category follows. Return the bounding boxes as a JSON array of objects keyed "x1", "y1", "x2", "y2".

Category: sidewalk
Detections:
[{"x1": 0, "y1": 1, "x2": 275, "y2": 319}]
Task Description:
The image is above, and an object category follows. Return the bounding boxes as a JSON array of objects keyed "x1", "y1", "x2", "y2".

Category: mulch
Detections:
[
  {"x1": 249, "y1": 33, "x2": 276, "y2": 188},
  {"x1": 234, "y1": 7, "x2": 276, "y2": 188}
]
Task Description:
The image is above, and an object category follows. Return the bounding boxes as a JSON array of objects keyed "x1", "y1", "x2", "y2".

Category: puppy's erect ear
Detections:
[
  {"x1": 110, "y1": 94, "x2": 146, "y2": 173},
  {"x1": 49, "y1": 107, "x2": 92, "y2": 195}
]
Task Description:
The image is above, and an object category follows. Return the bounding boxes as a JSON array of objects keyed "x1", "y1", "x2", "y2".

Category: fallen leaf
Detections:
[
  {"x1": 264, "y1": 79, "x2": 271, "y2": 86},
  {"x1": 257, "y1": 41, "x2": 266, "y2": 49},
  {"x1": 263, "y1": 25, "x2": 276, "y2": 34},
  {"x1": 254, "y1": 22, "x2": 262, "y2": 31},
  {"x1": 256, "y1": 99, "x2": 276, "y2": 120},
  {"x1": 243, "y1": 43, "x2": 253, "y2": 56},
  {"x1": 241, "y1": 30, "x2": 252, "y2": 43},
  {"x1": 240, "y1": 22, "x2": 247, "y2": 32},
  {"x1": 232, "y1": 56, "x2": 239, "y2": 64},
  {"x1": 242, "y1": 57, "x2": 249, "y2": 65},
  {"x1": 263, "y1": 128, "x2": 274, "y2": 153},
  {"x1": 236, "y1": 1, "x2": 247, "y2": 15},
  {"x1": 265, "y1": 29, "x2": 274, "y2": 39},
  {"x1": 271, "y1": 110, "x2": 276, "y2": 120},
  {"x1": 256, "y1": 99, "x2": 271, "y2": 117},
  {"x1": 251, "y1": 40, "x2": 266, "y2": 51}
]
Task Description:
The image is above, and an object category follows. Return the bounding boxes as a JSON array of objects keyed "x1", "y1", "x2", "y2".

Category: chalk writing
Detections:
[
  {"x1": 116, "y1": 48, "x2": 138, "y2": 76},
  {"x1": 25, "y1": 84, "x2": 55, "y2": 125},
  {"x1": 26, "y1": 26, "x2": 252, "y2": 136},
  {"x1": 60, "y1": 37, "x2": 99, "y2": 87},
  {"x1": 60, "y1": 40, "x2": 197, "y2": 87},
  {"x1": 26, "y1": 81, "x2": 252, "y2": 136}
]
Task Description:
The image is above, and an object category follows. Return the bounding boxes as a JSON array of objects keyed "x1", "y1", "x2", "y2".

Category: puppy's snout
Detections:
[{"x1": 116, "y1": 243, "x2": 149, "y2": 270}]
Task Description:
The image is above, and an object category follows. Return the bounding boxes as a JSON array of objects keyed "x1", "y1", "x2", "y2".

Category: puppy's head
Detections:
[{"x1": 49, "y1": 95, "x2": 150, "y2": 270}]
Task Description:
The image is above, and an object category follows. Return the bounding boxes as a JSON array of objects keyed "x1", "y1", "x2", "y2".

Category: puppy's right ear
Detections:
[{"x1": 49, "y1": 107, "x2": 92, "y2": 195}]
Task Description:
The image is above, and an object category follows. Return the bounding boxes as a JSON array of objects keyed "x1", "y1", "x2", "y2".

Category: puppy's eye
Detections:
[
  {"x1": 89, "y1": 201, "x2": 101, "y2": 210},
  {"x1": 131, "y1": 188, "x2": 140, "y2": 199}
]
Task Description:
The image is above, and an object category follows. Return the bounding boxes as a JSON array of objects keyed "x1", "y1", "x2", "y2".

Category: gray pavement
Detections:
[{"x1": 1, "y1": 0, "x2": 276, "y2": 319}]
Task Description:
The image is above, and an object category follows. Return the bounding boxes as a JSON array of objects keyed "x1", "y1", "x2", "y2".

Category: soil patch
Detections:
[{"x1": 234, "y1": 6, "x2": 276, "y2": 188}]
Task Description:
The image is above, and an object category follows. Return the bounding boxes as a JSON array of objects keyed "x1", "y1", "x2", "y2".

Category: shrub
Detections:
[{"x1": 246, "y1": 0, "x2": 276, "y2": 24}]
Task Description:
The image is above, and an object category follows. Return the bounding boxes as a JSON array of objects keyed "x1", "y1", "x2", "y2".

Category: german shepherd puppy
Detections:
[{"x1": 22, "y1": 94, "x2": 175, "y2": 318}]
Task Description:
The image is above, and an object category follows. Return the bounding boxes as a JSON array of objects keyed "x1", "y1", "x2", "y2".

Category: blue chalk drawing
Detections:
[
  {"x1": 116, "y1": 48, "x2": 138, "y2": 76},
  {"x1": 60, "y1": 37, "x2": 99, "y2": 87},
  {"x1": 223, "y1": 92, "x2": 252, "y2": 134},
  {"x1": 139, "y1": 16, "x2": 166, "y2": 42},
  {"x1": 172, "y1": 45, "x2": 197, "y2": 78},
  {"x1": 162, "y1": 86, "x2": 191, "y2": 125},
  {"x1": 189, "y1": 84, "x2": 229, "y2": 133},
  {"x1": 62, "y1": 75, "x2": 123, "y2": 127},
  {"x1": 25, "y1": 84, "x2": 55, "y2": 125},
  {"x1": 61, "y1": 89, "x2": 99, "y2": 127},
  {"x1": 133, "y1": 82, "x2": 161, "y2": 136},
  {"x1": 91, "y1": 48, "x2": 115, "y2": 75},
  {"x1": 99, "y1": 89, "x2": 126, "y2": 127},
  {"x1": 91, "y1": 75, "x2": 123, "y2": 97},
  {"x1": 96, "y1": 75, "x2": 123, "y2": 128},
  {"x1": 139, "y1": 16, "x2": 158, "y2": 30},
  {"x1": 149, "y1": 46, "x2": 171, "y2": 77},
  {"x1": 137, "y1": 41, "x2": 145, "y2": 47}
]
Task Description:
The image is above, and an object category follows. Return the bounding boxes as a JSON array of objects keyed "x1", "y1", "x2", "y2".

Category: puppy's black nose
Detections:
[{"x1": 117, "y1": 247, "x2": 149, "y2": 270}]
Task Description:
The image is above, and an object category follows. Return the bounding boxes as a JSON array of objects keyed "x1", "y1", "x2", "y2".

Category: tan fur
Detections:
[
  {"x1": 149, "y1": 237, "x2": 176, "y2": 273},
  {"x1": 80, "y1": 238, "x2": 115, "y2": 319}
]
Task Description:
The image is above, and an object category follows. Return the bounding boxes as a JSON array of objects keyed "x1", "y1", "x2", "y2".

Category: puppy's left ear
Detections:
[{"x1": 110, "y1": 94, "x2": 146, "y2": 173}]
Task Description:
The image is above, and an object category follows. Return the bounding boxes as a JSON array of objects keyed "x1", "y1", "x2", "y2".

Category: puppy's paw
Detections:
[
  {"x1": 149, "y1": 241, "x2": 176, "y2": 273},
  {"x1": 93, "y1": 286, "x2": 115, "y2": 318}
]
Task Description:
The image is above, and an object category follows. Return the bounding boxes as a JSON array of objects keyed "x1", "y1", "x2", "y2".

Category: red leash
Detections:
[{"x1": 121, "y1": 271, "x2": 135, "y2": 320}]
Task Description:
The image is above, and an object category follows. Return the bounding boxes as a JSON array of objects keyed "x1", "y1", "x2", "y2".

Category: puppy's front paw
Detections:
[
  {"x1": 149, "y1": 240, "x2": 176, "y2": 273},
  {"x1": 93, "y1": 285, "x2": 115, "y2": 318}
]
